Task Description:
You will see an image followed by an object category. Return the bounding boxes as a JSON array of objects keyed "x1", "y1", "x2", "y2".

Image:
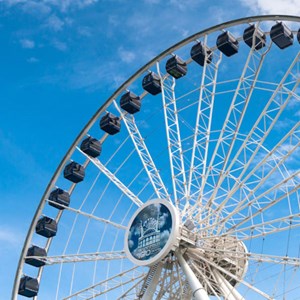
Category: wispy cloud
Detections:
[
  {"x1": 27, "y1": 56, "x2": 39, "y2": 63},
  {"x1": 240, "y1": 0, "x2": 300, "y2": 15},
  {"x1": 1, "y1": 0, "x2": 98, "y2": 12},
  {"x1": 118, "y1": 47, "x2": 136, "y2": 64},
  {"x1": 20, "y1": 38, "x2": 35, "y2": 49},
  {"x1": 51, "y1": 39, "x2": 67, "y2": 51},
  {"x1": 0, "y1": 226, "x2": 23, "y2": 249},
  {"x1": 47, "y1": 0, "x2": 99, "y2": 12},
  {"x1": 45, "y1": 14, "x2": 65, "y2": 31}
]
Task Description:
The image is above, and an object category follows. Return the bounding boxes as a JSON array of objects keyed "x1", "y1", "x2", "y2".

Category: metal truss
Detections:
[
  {"x1": 63, "y1": 266, "x2": 144, "y2": 299},
  {"x1": 157, "y1": 62, "x2": 188, "y2": 210},
  {"x1": 78, "y1": 147, "x2": 143, "y2": 207},
  {"x1": 207, "y1": 53, "x2": 300, "y2": 221},
  {"x1": 189, "y1": 251, "x2": 272, "y2": 299},
  {"x1": 26, "y1": 250, "x2": 126, "y2": 265},
  {"x1": 187, "y1": 37, "x2": 222, "y2": 208},
  {"x1": 202, "y1": 248, "x2": 300, "y2": 267},
  {"x1": 47, "y1": 199, "x2": 127, "y2": 230},
  {"x1": 199, "y1": 125, "x2": 300, "y2": 235},
  {"x1": 114, "y1": 100, "x2": 170, "y2": 201},
  {"x1": 188, "y1": 31, "x2": 271, "y2": 218}
]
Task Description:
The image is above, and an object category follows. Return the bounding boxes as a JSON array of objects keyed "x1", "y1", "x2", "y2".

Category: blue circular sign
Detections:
[{"x1": 127, "y1": 203, "x2": 173, "y2": 261}]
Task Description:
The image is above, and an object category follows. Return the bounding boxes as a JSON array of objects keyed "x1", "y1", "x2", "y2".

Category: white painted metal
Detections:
[
  {"x1": 176, "y1": 250, "x2": 210, "y2": 300},
  {"x1": 47, "y1": 199, "x2": 127, "y2": 230},
  {"x1": 157, "y1": 62, "x2": 188, "y2": 209},
  {"x1": 187, "y1": 36, "x2": 222, "y2": 209},
  {"x1": 62, "y1": 266, "x2": 142, "y2": 299},
  {"x1": 141, "y1": 263, "x2": 163, "y2": 299},
  {"x1": 26, "y1": 250, "x2": 126, "y2": 265},
  {"x1": 189, "y1": 32, "x2": 270, "y2": 218},
  {"x1": 212, "y1": 269, "x2": 244, "y2": 300},
  {"x1": 114, "y1": 100, "x2": 170, "y2": 201},
  {"x1": 79, "y1": 148, "x2": 143, "y2": 207},
  {"x1": 192, "y1": 254, "x2": 273, "y2": 299},
  {"x1": 196, "y1": 52, "x2": 300, "y2": 224}
]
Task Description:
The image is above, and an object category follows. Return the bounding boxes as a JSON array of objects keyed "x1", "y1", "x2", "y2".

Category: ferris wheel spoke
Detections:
[
  {"x1": 47, "y1": 199, "x2": 127, "y2": 230},
  {"x1": 190, "y1": 38, "x2": 270, "y2": 216},
  {"x1": 78, "y1": 148, "x2": 143, "y2": 207},
  {"x1": 223, "y1": 176, "x2": 300, "y2": 235},
  {"x1": 136, "y1": 262, "x2": 163, "y2": 299},
  {"x1": 187, "y1": 37, "x2": 222, "y2": 205},
  {"x1": 190, "y1": 261, "x2": 222, "y2": 299},
  {"x1": 117, "y1": 276, "x2": 146, "y2": 300},
  {"x1": 212, "y1": 268, "x2": 244, "y2": 300},
  {"x1": 155, "y1": 265, "x2": 173, "y2": 299},
  {"x1": 200, "y1": 246, "x2": 300, "y2": 267},
  {"x1": 205, "y1": 52, "x2": 300, "y2": 216},
  {"x1": 201, "y1": 166, "x2": 299, "y2": 235},
  {"x1": 155, "y1": 261, "x2": 187, "y2": 300},
  {"x1": 27, "y1": 250, "x2": 126, "y2": 266},
  {"x1": 62, "y1": 266, "x2": 143, "y2": 300},
  {"x1": 190, "y1": 141, "x2": 300, "y2": 233},
  {"x1": 157, "y1": 62, "x2": 187, "y2": 209},
  {"x1": 245, "y1": 252, "x2": 300, "y2": 266},
  {"x1": 231, "y1": 211, "x2": 300, "y2": 240},
  {"x1": 191, "y1": 252, "x2": 272, "y2": 299},
  {"x1": 113, "y1": 100, "x2": 170, "y2": 202},
  {"x1": 203, "y1": 122, "x2": 300, "y2": 228}
]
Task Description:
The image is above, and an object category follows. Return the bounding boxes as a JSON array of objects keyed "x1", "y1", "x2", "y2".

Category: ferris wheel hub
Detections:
[{"x1": 124, "y1": 199, "x2": 181, "y2": 266}]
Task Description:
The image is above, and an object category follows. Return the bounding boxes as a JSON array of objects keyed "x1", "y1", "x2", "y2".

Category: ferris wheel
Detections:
[{"x1": 13, "y1": 15, "x2": 300, "y2": 299}]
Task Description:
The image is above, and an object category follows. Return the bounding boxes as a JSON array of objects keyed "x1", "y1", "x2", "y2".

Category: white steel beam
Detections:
[
  {"x1": 27, "y1": 250, "x2": 126, "y2": 266},
  {"x1": 157, "y1": 62, "x2": 188, "y2": 209},
  {"x1": 195, "y1": 32, "x2": 270, "y2": 213},
  {"x1": 201, "y1": 52, "x2": 300, "y2": 221},
  {"x1": 78, "y1": 148, "x2": 143, "y2": 207},
  {"x1": 187, "y1": 37, "x2": 222, "y2": 208},
  {"x1": 212, "y1": 269, "x2": 244, "y2": 300},
  {"x1": 63, "y1": 266, "x2": 142, "y2": 299},
  {"x1": 205, "y1": 123, "x2": 300, "y2": 232},
  {"x1": 190, "y1": 252, "x2": 272, "y2": 299},
  {"x1": 47, "y1": 199, "x2": 127, "y2": 230},
  {"x1": 114, "y1": 100, "x2": 170, "y2": 201},
  {"x1": 225, "y1": 177, "x2": 299, "y2": 234},
  {"x1": 176, "y1": 250, "x2": 210, "y2": 300},
  {"x1": 202, "y1": 133, "x2": 300, "y2": 234}
]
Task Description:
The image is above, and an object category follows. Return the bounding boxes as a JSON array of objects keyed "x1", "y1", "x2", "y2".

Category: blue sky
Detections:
[{"x1": 1, "y1": 0, "x2": 300, "y2": 299}]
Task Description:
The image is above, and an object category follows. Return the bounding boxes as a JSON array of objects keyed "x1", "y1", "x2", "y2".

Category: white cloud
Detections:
[
  {"x1": 240, "y1": 0, "x2": 300, "y2": 15},
  {"x1": 20, "y1": 1, "x2": 52, "y2": 16},
  {"x1": 52, "y1": 39, "x2": 67, "y2": 51},
  {"x1": 118, "y1": 47, "x2": 136, "y2": 64},
  {"x1": 44, "y1": 0, "x2": 98, "y2": 12},
  {"x1": 0, "y1": 227, "x2": 23, "y2": 248},
  {"x1": 144, "y1": 0, "x2": 161, "y2": 4},
  {"x1": 20, "y1": 38, "x2": 35, "y2": 49},
  {"x1": 46, "y1": 14, "x2": 64, "y2": 31},
  {"x1": 2, "y1": 0, "x2": 98, "y2": 13},
  {"x1": 27, "y1": 57, "x2": 39, "y2": 63},
  {"x1": 77, "y1": 26, "x2": 92, "y2": 37}
]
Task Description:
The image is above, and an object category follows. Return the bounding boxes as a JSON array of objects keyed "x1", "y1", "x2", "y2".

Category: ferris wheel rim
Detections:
[{"x1": 13, "y1": 14, "x2": 300, "y2": 299}]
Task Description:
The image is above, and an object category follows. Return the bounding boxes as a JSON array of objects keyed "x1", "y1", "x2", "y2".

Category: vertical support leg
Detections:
[
  {"x1": 175, "y1": 250, "x2": 210, "y2": 300},
  {"x1": 140, "y1": 263, "x2": 163, "y2": 300},
  {"x1": 212, "y1": 269, "x2": 244, "y2": 300}
]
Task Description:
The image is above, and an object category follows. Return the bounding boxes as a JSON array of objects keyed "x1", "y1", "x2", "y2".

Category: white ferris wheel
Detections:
[{"x1": 13, "y1": 15, "x2": 300, "y2": 300}]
